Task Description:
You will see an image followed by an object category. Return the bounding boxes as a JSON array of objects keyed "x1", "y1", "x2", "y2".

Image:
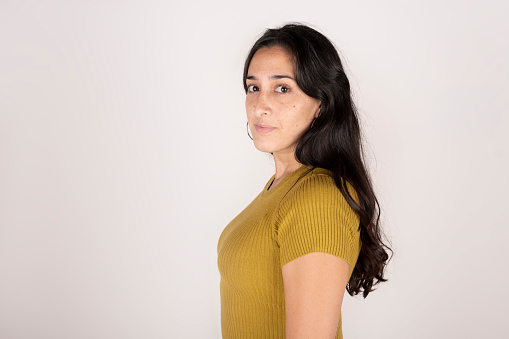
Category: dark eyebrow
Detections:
[
  {"x1": 246, "y1": 75, "x2": 295, "y2": 81},
  {"x1": 271, "y1": 75, "x2": 294, "y2": 80}
]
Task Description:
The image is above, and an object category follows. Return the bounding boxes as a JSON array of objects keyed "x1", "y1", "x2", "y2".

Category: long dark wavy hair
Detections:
[{"x1": 243, "y1": 23, "x2": 392, "y2": 298}]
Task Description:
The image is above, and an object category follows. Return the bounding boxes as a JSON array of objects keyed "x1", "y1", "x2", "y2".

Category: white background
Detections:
[{"x1": 1, "y1": 0, "x2": 508, "y2": 338}]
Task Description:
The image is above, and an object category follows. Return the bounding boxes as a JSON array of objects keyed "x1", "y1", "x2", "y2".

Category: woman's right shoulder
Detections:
[{"x1": 283, "y1": 167, "x2": 359, "y2": 206}]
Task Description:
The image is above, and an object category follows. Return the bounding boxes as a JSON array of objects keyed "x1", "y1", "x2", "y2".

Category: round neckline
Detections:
[{"x1": 261, "y1": 165, "x2": 313, "y2": 196}]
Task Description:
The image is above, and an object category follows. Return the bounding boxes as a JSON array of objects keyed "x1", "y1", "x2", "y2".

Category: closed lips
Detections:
[{"x1": 255, "y1": 124, "x2": 276, "y2": 134}]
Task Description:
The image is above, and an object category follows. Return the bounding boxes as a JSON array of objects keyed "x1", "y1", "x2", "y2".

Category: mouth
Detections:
[{"x1": 254, "y1": 124, "x2": 276, "y2": 134}]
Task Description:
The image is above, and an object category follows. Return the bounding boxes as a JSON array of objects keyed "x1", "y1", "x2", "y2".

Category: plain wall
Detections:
[{"x1": 1, "y1": 0, "x2": 507, "y2": 338}]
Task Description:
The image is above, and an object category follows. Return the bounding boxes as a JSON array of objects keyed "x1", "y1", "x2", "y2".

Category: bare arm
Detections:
[{"x1": 282, "y1": 252, "x2": 349, "y2": 339}]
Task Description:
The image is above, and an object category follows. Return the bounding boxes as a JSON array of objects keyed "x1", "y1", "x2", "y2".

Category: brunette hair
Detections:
[{"x1": 243, "y1": 23, "x2": 392, "y2": 298}]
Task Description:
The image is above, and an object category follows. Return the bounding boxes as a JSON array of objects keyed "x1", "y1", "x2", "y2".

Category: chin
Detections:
[{"x1": 253, "y1": 140, "x2": 276, "y2": 154}]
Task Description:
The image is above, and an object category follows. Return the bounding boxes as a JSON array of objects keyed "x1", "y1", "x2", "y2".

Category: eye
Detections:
[
  {"x1": 275, "y1": 85, "x2": 290, "y2": 93},
  {"x1": 247, "y1": 84, "x2": 259, "y2": 92}
]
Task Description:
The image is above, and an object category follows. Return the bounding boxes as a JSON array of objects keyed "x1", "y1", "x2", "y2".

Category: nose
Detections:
[{"x1": 252, "y1": 90, "x2": 272, "y2": 118}]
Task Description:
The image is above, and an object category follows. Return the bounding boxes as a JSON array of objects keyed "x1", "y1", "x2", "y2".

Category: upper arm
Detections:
[
  {"x1": 282, "y1": 252, "x2": 349, "y2": 339},
  {"x1": 276, "y1": 174, "x2": 360, "y2": 338},
  {"x1": 276, "y1": 174, "x2": 360, "y2": 270}
]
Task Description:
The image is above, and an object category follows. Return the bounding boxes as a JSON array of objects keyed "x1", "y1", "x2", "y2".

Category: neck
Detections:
[{"x1": 273, "y1": 150, "x2": 302, "y2": 181}]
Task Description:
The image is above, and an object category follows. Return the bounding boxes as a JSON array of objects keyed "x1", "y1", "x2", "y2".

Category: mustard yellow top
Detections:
[{"x1": 217, "y1": 165, "x2": 361, "y2": 339}]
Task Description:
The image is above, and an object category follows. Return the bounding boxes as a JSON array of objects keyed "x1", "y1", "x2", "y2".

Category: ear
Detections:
[{"x1": 315, "y1": 102, "x2": 322, "y2": 119}]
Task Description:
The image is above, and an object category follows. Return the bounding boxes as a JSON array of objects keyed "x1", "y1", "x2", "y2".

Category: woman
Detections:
[{"x1": 217, "y1": 23, "x2": 391, "y2": 339}]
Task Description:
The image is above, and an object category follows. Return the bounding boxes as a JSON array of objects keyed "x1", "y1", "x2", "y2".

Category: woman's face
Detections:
[{"x1": 245, "y1": 46, "x2": 321, "y2": 158}]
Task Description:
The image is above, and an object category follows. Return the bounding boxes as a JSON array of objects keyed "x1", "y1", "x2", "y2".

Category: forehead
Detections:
[{"x1": 247, "y1": 46, "x2": 295, "y2": 77}]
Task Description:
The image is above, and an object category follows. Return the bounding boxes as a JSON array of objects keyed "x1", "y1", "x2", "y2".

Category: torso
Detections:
[{"x1": 217, "y1": 165, "x2": 362, "y2": 339}]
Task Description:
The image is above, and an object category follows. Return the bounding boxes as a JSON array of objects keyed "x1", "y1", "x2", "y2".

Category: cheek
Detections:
[
  {"x1": 276, "y1": 104, "x2": 292, "y2": 125},
  {"x1": 245, "y1": 98, "x2": 254, "y2": 117},
  {"x1": 290, "y1": 106, "x2": 309, "y2": 130}
]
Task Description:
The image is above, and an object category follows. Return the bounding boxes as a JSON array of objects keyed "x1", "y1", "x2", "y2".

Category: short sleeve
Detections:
[{"x1": 275, "y1": 174, "x2": 361, "y2": 269}]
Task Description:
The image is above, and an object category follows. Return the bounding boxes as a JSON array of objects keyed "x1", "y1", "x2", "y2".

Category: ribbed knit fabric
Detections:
[{"x1": 217, "y1": 165, "x2": 361, "y2": 339}]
